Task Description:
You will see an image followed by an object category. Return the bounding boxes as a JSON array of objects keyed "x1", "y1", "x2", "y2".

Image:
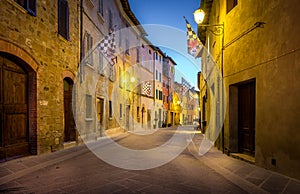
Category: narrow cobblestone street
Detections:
[{"x1": 1, "y1": 127, "x2": 299, "y2": 193}]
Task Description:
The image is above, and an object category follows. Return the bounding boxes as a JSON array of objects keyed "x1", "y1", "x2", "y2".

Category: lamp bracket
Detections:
[{"x1": 199, "y1": 23, "x2": 224, "y2": 36}]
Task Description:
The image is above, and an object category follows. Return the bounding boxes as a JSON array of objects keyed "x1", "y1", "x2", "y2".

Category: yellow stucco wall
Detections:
[{"x1": 205, "y1": 0, "x2": 300, "y2": 179}]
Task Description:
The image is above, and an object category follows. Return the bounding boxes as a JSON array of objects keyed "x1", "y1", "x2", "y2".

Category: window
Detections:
[
  {"x1": 149, "y1": 60, "x2": 153, "y2": 72},
  {"x1": 85, "y1": 32, "x2": 93, "y2": 65},
  {"x1": 118, "y1": 26, "x2": 122, "y2": 47},
  {"x1": 109, "y1": 65, "x2": 115, "y2": 81},
  {"x1": 14, "y1": 0, "x2": 36, "y2": 16},
  {"x1": 109, "y1": 100, "x2": 112, "y2": 118},
  {"x1": 227, "y1": 0, "x2": 238, "y2": 13},
  {"x1": 98, "y1": 0, "x2": 103, "y2": 16},
  {"x1": 98, "y1": 52, "x2": 103, "y2": 74},
  {"x1": 142, "y1": 54, "x2": 145, "y2": 67},
  {"x1": 58, "y1": 0, "x2": 69, "y2": 40},
  {"x1": 156, "y1": 70, "x2": 158, "y2": 80},
  {"x1": 86, "y1": 94, "x2": 92, "y2": 119},
  {"x1": 159, "y1": 73, "x2": 162, "y2": 82},
  {"x1": 137, "y1": 107, "x2": 140, "y2": 119},
  {"x1": 120, "y1": 104, "x2": 122, "y2": 119},
  {"x1": 149, "y1": 50, "x2": 151, "y2": 55},
  {"x1": 159, "y1": 91, "x2": 162, "y2": 100},
  {"x1": 119, "y1": 67, "x2": 123, "y2": 87},
  {"x1": 125, "y1": 39, "x2": 130, "y2": 55},
  {"x1": 108, "y1": 9, "x2": 113, "y2": 31},
  {"x1": 156, "y1": 89, "x2": 158, "y2": 99},
  {"x1": 136, "y1": 48, "x2": 140, "y2": 63}
]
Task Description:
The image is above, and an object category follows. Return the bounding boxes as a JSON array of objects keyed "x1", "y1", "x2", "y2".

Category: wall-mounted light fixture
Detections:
[
  {"x1": 193, "y1": 8, "x2": 224, "y2": 36},
  {"x1": 193, "y1": 9, "x2": 205, "y2": 24}
]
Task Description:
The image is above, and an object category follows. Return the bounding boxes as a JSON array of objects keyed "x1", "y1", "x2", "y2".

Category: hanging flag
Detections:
[
  {"x1": 168, "y1": 93, "x2": 173, "y2": 102},
  {"x1": 97, "y1": 30, "x2": 116, "y2": 65},
  {"x1": 182, "y1": 77, "x2": 191, "y2": 95},
  {"x1": 142, "y1": 81, "x2": 152, "y2": 96},
  {"x1": 184, "y1": 17, "x2": 203, "y2": 58}
]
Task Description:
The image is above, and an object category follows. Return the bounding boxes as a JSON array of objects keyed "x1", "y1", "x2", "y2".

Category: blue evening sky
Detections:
[{"x1": 128, "y1": 0, "x2": 201, "y2": 89}]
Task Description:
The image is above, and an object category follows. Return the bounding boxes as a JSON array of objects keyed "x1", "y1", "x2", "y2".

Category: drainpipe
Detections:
[
  {"x1": 79, "y1": 0, "x2": 83, "y2": 66},
  {"x1": 221, "y1": 22, "x2": 225, "y2": 154}
]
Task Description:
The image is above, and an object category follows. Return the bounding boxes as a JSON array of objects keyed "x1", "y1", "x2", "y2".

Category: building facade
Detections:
[{"x1": 198, "y1": 0, "x2": 300, "y2": 179}]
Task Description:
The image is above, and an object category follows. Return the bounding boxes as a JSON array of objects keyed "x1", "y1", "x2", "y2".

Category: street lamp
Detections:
[
  {"x1": 193, "y1": 9, "x2": 205, "y2": 24},
  {"x1": 193, "y1": 8, "x2": 224, "y2": 36}
]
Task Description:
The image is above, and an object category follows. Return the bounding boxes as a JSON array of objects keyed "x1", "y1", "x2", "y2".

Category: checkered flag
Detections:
[
  {"x1": 182, "y1": 77, "x2": 191, "y2": 95},
  {"x1": 184, "y1": 17, "x2": 203, "y2": 58},
  {"x1": 142, "y1": 81, "x2": 152, "y2": 96},
  {"x1": 98, "y1": 30, "x2": 116, "y2": 65}
]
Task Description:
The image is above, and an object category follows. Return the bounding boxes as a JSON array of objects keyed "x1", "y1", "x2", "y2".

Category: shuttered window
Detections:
[
  {"x1": 14, "y1": 0, "x2": 36, "y2": 16},
  {"x1": 58, "y1": 0, "x2": 69, "y2": 40}
]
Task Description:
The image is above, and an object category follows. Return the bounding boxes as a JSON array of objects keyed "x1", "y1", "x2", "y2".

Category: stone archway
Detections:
[{"x1": 0, "y1": 40, "x2": 38, "y2": 159}]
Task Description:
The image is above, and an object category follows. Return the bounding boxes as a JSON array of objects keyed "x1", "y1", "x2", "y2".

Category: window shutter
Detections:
[
  {"x1": 27, "y1": 0, "x2": 36, "y2": 16},
  {"x1": 58, "y1": 0, "x2": 69, "y2": 40}
]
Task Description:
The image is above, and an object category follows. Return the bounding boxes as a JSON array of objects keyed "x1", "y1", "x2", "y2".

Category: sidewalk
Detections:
[
  {"x1": 188, "y1": 133, "x2": 300, "y2": 194},
  {"x1": 0, "y1": 133, "x2": 130, "y2": 186},
  {"x1": 0, "y1": 130, "x2": 299, "y2": 193}
]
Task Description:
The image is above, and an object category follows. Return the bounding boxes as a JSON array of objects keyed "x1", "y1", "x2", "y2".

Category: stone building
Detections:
[
  {"x1": 0, "y1": 0, "x2": 80, "y2": 158},
  {"x1": 137, "y1": 38, "x2": 155, "y2": 130},
  {"x1": 163, "y1": 56, "x2": 176, "y2": 126},
  {"x1": 198, "y1": 0, "x2": 300, "y2": 179},
  {"x1": 78, "y1": 0, "x2": 151, "y2": 139},
  {"x1": 153, "y1": 48, "x2": 164, "y2": 128}
]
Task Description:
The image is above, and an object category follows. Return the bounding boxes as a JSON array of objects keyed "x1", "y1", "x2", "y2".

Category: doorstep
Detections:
[{"x1": 230, "y1": 153, "x2": 255, "y2": 164}]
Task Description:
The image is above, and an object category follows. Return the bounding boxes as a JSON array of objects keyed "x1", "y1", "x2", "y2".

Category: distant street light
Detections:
[{"x1": 130, "y1": 76, "x2": 135, "y2": 83}]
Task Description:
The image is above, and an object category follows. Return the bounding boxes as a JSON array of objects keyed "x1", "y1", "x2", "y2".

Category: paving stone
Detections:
[
  {"x1": 235, "y1": 165, "x2": 257, "y2": 178},
  {"x1": 4, "y1": 162, "x2": 26, "y2": 173},
  {"x1": 246, "y1": 168, "x2": 271, "y2": 186},
  {"x1": 283, "y1": 180, "x2": 300, "y2": 194},
  {"x1": 114, "y1": 178, "x2": 151, "y2": 191},
  {"x1": 261, "y1": 173, "x2": 289, "y2": 193},
  {"x1": 139, "y1": 184, "x2": 185, "y2": 194},
  {"x1": 0, "y1": 167, "x2": 12, "y2": 177},
  {"x1": 82, "y1": 182, "x2": 126, "y2": 194}
]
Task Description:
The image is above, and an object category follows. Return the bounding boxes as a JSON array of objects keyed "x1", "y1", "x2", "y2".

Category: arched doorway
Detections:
[
  {"x1": 63, "y1": 77, "x2": 76, "y2": 142},
  {"x1": 0, "y1": 55, "x2": 29, "y2": 159}
]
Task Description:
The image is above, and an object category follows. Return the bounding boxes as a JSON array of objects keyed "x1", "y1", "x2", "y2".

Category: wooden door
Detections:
[
  {"x1": 97, "y1": 98, "x2": 104, "y2": 136},
  {"x1": 147, "y1": 110, "x2": 151, "y2": 128},
  {"x1": 64, "y1": 78, "x2": 76, "y2": 142},
  {"x1": 238, "y1": 81, "x2": 255, "y2": 155},
  {"x1": 126, "y1": 105, "x2": 130, "y2": 130},
  {"x1": 0, "y1": 56, "x2": 29, "y2": 159}
]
